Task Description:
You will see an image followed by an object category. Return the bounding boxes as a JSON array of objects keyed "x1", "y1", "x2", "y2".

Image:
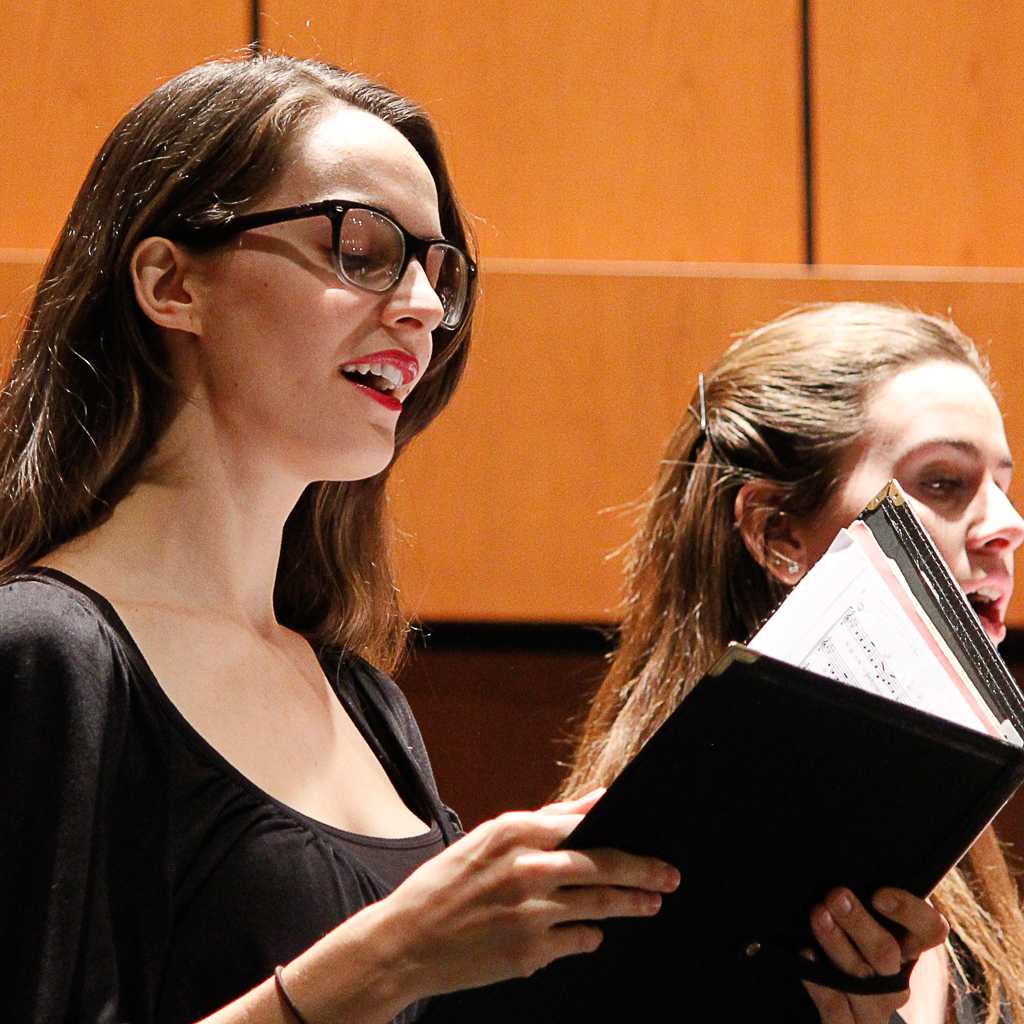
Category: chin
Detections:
[{"x1": 324, "y1": 447, "x2": 396, "y2": 483}]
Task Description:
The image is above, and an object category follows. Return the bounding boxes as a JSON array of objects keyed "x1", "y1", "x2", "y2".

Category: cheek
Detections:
[
  {"x1": 322, "y1": 289, "x2": 381, "y2": 338},
  {"x1": 807, "y1": 473, "x2": 882, "y2": 563},
  {"x1": 804, "y1": 511, "x2": 850, "y2": 566}
]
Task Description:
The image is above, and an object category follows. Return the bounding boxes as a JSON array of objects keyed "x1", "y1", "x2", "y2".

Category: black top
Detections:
[{"x1": 0, "y1": 569, "x2": 460, "y2": 1024}]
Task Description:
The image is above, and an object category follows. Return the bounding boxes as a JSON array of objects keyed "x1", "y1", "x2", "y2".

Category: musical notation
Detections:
[
  {"x1": 804, "y1": 603, "x2": 920, "y2": 707},
  {"x1": 750, "y1": 525, "x2": 997, "y2": 736}
]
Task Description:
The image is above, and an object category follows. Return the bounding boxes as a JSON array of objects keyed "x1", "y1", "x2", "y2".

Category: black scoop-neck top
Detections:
[{"x1": 0, "y1": 569, "x2": 459, "y2": 1023}]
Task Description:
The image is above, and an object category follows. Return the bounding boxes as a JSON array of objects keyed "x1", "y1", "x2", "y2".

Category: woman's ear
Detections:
[
  {"x1": 130, "y1": 237, "x2": 201, "y2": 335},
  {"x1": 734, "y1": 480, "x2": 807, "y2": 585}
]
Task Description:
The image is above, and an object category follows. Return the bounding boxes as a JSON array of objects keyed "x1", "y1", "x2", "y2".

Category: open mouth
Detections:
[
  {"x1": 340, "y1": 361, "x2": 405, "y2": 397},
  {"x1": 965, "y1": 587, "x2": 1005, "y2": 641}
]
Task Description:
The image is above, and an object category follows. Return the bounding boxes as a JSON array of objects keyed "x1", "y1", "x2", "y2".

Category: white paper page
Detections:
[
  {"x1": 845, "y1": 522, "x2": 1007, "y2": 740},
  {"x1": 748, "y1": 530, "x2": 994, "y2": 735}
]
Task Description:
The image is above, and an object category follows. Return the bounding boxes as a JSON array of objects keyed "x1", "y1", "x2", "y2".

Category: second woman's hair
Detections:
[
  {"x1": 561, "y1": 302, "x2": 1024, "y2": 1023},
  {"x1": 565, "y1": 301, "x2": 988, "y2": 790},
  {"x1": 0, "y1": 54, "x2": 476, "y2": 668}
]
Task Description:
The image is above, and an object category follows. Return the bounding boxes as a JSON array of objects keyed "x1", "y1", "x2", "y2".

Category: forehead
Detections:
[
  {"x1": 862, "y1": 360, "x2": 1006, "y2": 455},
  {"x1": 265, "y1": 102, "x2": 442, "y2": 236}
]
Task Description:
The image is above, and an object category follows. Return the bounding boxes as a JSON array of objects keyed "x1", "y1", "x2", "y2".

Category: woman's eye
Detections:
[
  {"x1": 919, "y1": 477, "x2": 965, "y2": 496},
  {"x1": 342, "y1": 253, "x2": 372, "y2": 269}
]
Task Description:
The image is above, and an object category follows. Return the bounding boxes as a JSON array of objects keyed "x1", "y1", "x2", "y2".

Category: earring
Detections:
[{"x1": 770, "y1": 551, "x2": 801, "y2": 576}]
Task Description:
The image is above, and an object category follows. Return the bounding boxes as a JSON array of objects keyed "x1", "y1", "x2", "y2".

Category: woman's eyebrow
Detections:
[{"x1": 901, "y1": 438, "x2": 1014, "y2": 472}]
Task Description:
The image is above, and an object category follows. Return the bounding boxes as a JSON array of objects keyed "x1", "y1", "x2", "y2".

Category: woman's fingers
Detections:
[
  {"x1": 381, "y1": 807, "x2": 682, "y2": 996},
  {"x1": 545, "y1": 923, "x2": 605, "y2": 963},
  {"x1": 802, "y1": 974, "x2": 857, "y2": 1024},
  {"x1": 809, "y1": 901, "x2": 872, "y2": 980},
  {"x1": 870, "y1": 887, "x2": 949, "y2": 960},
  {"x1": 544, "y1": 881, "x2": 665, "y2": 924},
  {"x1": 466, "y1": 813, "x2": 680, "y2": 898},
  {"x1": 516, "y1": 846, "x2": 681, "y2": 894},
  {"x1": 472, "y1": 810, "x2": 586, "y2": 852},
  {"x1": 801, "y1": 940, "x2": 908, "y2": 1024},
  {"x1": 535, "y1": 788, "x2": 607, "y2": 817},
  {"x1": 810, "y1": 888, "x2": 902, "y2": 977},
  {"x1": 801, "y1": 887, "x2": 943, "y2": 1024},
  {"x1": 803, "y1": 969, "x2": 907, "y2": 1024}
]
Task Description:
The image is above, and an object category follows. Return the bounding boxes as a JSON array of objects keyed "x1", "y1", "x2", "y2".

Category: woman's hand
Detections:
[
  {"x1": 377, "y1": 789, "x2": 681, "y2": 1001},
  {"x1": 802, "y1": 886, "x2": 949, "y2": 1024},
  {"x1": 250, "y1": 791, "x2": 679, "y2": 1024}
]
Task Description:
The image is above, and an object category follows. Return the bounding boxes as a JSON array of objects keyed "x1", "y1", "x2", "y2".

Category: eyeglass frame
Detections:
[{"x1": 172, "y1": 199, "x2": 477, "y2": 330}]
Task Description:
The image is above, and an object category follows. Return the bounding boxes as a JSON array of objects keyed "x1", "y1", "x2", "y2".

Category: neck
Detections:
[{"x1": 47, "y1": 398, "x2": 312, "y2": 636}]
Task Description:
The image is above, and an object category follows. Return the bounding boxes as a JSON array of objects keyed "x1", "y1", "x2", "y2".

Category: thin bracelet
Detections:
[{"x1": 274, "y1": 965, "x2": 310, "y2": 1024}]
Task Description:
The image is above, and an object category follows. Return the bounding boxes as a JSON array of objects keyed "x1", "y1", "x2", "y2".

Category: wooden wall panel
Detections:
[
  {"x1": 399, "y1": 644, "x2": 606, "y2": 826},
  {"x1": 812, "y1": 2, "x2": 1024, "y2": 266},
  {"x1": 6, "y1": 250, "x2": 1024, "y2": 629},
  {"x1": 263, "y1": 0, "x2": 804, "y2": 263},
  {"x1": 0, "y1": 1, "x2": 249, "y2": 250},
  {"x1": 389, "y1": 264, "x2": 1024, "y2": 625},
  {"x1": 0, "y1": 255, "x2": 44, "y2": 370}
]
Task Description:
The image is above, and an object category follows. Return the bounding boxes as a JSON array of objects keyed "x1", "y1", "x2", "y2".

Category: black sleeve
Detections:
[
  {"x1": 379, "y1": 670, "x2": 465, "y2": 839},
  {"x1": 344, "y1": 653, "x2": 464, "y2": 840},
  {"x1": 0, "y1": 580, "x2": 131, "y2": 1023}
]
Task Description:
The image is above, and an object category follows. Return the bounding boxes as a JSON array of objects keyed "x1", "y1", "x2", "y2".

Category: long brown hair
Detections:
[
  {"x1": 0, "y1": 54, "x2": 475, "y2": 671},
  {"x1": 561, "y1": 303, "x2": 1024, "y2": 1022}
]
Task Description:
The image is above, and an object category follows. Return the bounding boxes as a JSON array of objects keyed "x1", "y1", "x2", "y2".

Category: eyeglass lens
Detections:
[{"x1": 337, "y1": 208, "x2": 469, "y2": 328}]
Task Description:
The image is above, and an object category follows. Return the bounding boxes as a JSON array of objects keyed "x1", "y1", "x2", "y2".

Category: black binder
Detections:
[{"x1": 423, "y1": 483, "x2": 1024, "y2": 1022}]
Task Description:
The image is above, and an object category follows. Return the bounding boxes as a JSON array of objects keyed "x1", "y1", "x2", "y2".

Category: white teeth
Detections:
[
  {"x1": 341, "y1": 360, "x2": 406, "y2": 393},
  {"x1": 973, "y1": 587, "x2": 1001, "y2": 602}
]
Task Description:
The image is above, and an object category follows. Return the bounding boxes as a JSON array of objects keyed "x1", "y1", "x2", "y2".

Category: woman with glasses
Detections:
[
  {"x1": 0, "y1": 57, "x2": 946, "y2": 1024},
  {"x1": 560, "y1": 303, "x2": 1024, "y2": 1023},
  {"x1": 0, "y1": 55, "x2": 682, "y2": 1024}
]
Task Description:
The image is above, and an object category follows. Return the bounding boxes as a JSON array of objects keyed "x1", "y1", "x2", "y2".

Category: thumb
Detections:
[{"x1": 536, "y1": 787, "x2": 607, "y2": 817}]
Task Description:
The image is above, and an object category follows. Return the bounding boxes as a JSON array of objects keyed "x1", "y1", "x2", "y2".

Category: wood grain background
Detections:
[{"x1": 4, "y1": 2, "x2": 1024, "y2": 839}]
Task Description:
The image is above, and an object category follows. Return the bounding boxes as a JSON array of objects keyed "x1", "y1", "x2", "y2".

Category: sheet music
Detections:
[
  {"x1": 805, "y1": 606, "x2": 904, "y2": 701},
  {"x1": 749, "y1": 528, "x2": 1002, "y2": 737}
]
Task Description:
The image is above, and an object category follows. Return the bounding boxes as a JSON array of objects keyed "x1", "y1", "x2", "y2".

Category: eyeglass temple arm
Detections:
[{"x1": 176, "y1": 201, "x2": 337, "y2": 240}]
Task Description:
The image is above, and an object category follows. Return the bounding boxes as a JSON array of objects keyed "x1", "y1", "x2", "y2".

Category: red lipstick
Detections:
[
  {"x1": 350, "y1": 383, "x2": 402, "y2": 411},
  {"x1": 339, "y1": 349, "x2": 420, "y2": 412},
  {"x1": 343, "y1": 350, "x2": 419, "y2": 384}
]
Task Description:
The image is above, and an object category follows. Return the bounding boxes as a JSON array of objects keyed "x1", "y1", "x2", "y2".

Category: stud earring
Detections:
[{"x1": 770, "y1": 551, "x2": 801, "y2": 576}]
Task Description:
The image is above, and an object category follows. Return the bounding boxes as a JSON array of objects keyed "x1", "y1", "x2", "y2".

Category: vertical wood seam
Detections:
[
  {"x1": 800, "y1": 0, "x2": 816, "y2": 265},
  {"x1": 250, "y1": 0, "x2": 262, "y2": 53}
]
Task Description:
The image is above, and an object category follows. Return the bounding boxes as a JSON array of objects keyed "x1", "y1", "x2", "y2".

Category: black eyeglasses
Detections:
[{"x1": 175, "y1": 199, "x2": 476, "y2": 330}]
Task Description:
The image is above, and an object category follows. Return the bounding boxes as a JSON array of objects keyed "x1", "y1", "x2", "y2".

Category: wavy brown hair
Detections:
[
  {"x1": 0, "y1": 54, "x2": 475, "y2": 671},
  {"x1": 561, "y1": 303, "x2": 1024, "y2": 1023}
]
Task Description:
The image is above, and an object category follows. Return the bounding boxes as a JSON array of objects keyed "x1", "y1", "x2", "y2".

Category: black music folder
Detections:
[{"x1": 423, "y1": 482, "x2": 1024, "y2": 1022}]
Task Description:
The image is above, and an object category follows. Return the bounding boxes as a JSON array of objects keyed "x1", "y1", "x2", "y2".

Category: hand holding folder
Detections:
[{"x1": 423, "y1": 481, "x2": 1024, "y2": 1022}]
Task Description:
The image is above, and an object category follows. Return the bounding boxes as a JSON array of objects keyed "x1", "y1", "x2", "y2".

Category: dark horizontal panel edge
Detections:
[
  {"x1": 408, "y1": 622, "x2": 1024, "y2": 672},
  {"x1": 407, "y1": 621, "x2": 616, "y2": 654}
]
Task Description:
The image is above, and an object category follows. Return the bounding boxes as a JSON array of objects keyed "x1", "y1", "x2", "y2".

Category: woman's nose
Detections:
[
  {"x1": 971, "y1": 482, "x2": 1024, "y2": 554},
  {"x1": 380, "y1": 258, "x2": 445, "y2": 335}
]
